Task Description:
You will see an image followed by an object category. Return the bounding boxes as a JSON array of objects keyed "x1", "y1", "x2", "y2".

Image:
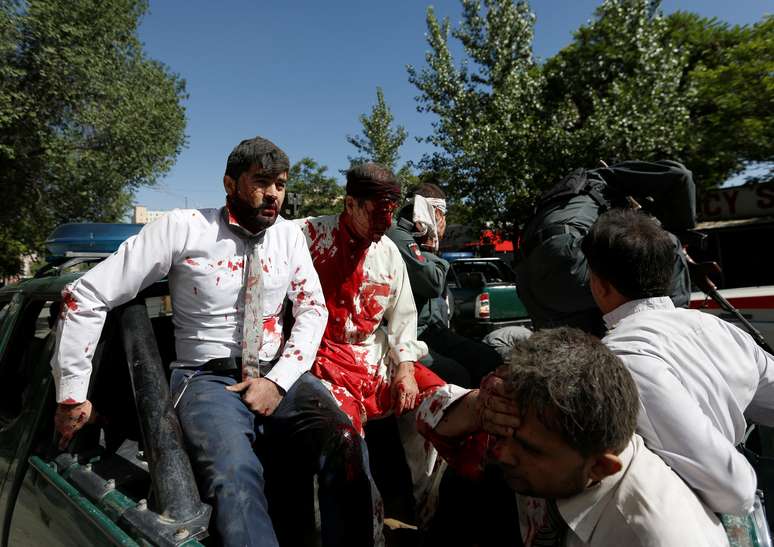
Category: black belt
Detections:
[{"x1": 200, "y1": 356, "x2": 242, "y2": 373}]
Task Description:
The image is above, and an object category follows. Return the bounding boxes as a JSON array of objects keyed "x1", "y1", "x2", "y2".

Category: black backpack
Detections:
[{"x1": 516, "y1": 160, "x2": 694, "y2": 336}]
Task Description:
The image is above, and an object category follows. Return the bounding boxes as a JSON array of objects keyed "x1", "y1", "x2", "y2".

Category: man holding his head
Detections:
[
  {"x1": 51, "y1": 137, "x2": 381, "y2": 546},
  {"x1": 581, "y1": 209, "x2": 774, "y2": 516},
  {"x1": 420, "y1": 328, "x2": 728, "y2": 546}
]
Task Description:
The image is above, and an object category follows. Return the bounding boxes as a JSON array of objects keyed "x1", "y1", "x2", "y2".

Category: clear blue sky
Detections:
[{"x1": 134, "y1": 0, "x2": 770, "y2": 211}]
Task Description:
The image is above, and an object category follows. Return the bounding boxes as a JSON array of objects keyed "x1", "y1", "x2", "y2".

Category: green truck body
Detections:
[
  {"x1": 446, "y1": 258, "x2": 531, "y2": 338},
  {"x1": 0, "y1": 273, "x2": 208, "y2": 547}
]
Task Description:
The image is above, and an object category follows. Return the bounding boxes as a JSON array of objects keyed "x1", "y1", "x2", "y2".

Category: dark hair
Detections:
[
  {"x1": 581, "y1": 209, "x2": 676, "y2": 299},
  {"x1": 412, "y1": 182, "x2": 446, "y2": 200},
  {"x1": 345, "y1": 162, "x2": 400, "y2": 200},
  {"x1": 505, "y1": 327, "x2": 638, "y2": 456},
  {"x1": 225, "y1": 136, "x2": 290, "y2": 181}
]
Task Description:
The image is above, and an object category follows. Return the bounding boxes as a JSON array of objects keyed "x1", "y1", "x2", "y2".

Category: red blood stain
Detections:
[
  {"x1": 297, "y1": 355, "x2": 303, "y2": 361},
  {"x1": 227, "y1": 260, "x2": 244, "y2": 272},
  {"x1": 61, "y1": 398, "x2": 79, "y2": 405},
  {"x1": 84, "y1": 344, "x2": 90, "y2": 353},
  {"x1": 218, "y1": 260, "x2": 223, "y2": 266},
  {"x1": 61, "y1": 291, "x2": 78, "y2": 317},
  {"x1": 263, "y1": 316, "x2": 278, "y2": 333},
  {"x1": 293, "y1": 349, "x2": 301, "y2": 355},
  {"x1": 309, "y1": 215, "x2": 391, "y2": 343},
  {"x1": 216, "y1": 276, "x2": 221, "y2": 286},
  {"x1": 185, "y1": 258, "x2": 200, "y2": 266},
  {"x1": 295, "y1": 266, "x2": 301, "y2": 274},
  {"x1": 428, "y1": 397, "x2": 443, "y2": 414},
  {"x1": 399, "y1": 348, "x2": 404, "y2": 352},
  {"x1": 284, "y1": 353, "x2": 290, "y2": 358},
  {"x1": 262, "y1": 263, "x2": 269, "y2": 273},
  {"x1": 297, "y1": 291, "x2": 306, "y2": 302}
]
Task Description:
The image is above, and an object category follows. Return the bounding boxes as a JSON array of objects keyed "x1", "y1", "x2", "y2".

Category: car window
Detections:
[
  {"x1": 451, "y1": 261, "x2": 515, "y2": 283},
  {"x1": 0, "y1": 299, "x2": 56, "y2": 423}
]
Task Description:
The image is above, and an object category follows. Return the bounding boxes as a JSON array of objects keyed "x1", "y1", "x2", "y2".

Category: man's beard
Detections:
[{"x1": 227, "y1": 194, "x2": 278, "y2": 234}]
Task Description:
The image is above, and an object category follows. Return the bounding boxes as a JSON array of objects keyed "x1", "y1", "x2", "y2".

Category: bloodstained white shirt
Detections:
[
  {"x1": 297, "y1": 214, "x2": 428, "y2": 381},
  {"x1": 603, "y1": 297, "x2": 774, "y2": 515},
  {"x1": 51, "y1": 208, "x2": 327, "y2": 403},
  {"x1": 518, "y1": 435, "x2": 728, "y2": 547}
]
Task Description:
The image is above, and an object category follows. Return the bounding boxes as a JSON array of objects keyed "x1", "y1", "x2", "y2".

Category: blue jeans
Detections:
[{"x1": 171, "y1": 369, "x2": 383, "y2": 547}]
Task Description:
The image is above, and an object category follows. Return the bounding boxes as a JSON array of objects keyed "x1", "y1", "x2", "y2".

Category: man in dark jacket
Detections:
[{"x1": 386, "y1": 183, "x2": 501, "y2": 388}]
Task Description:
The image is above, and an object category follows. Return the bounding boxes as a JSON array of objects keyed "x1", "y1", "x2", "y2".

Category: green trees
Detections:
[
  {"x1": 664, "y1": 12, "x2": 773, "y2": 187},
  {"x1": 346, "y1": 87, "x2": 413, "y2": 181},
  {"x1": 286, "y1": 157, "x2": 344, "y2": 217},
  {"x1": 408, "y1": 0, "x2": 771, "y2": 228},
  {"x1": 0, "y1": 0, "x2": 187, "y2": 276},
  {"x1": 408, "y1": 0, "x2": 546, "y2": 225},
  {"x1": 543, "y1": 0, "x2": 691, "y2": 173}
]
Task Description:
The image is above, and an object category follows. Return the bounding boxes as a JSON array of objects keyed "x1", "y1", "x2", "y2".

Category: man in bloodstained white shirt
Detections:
[
  {"x1": 582, "y1": 208, "x2": 774, "y2": 517},
  {"x1": 50, "y1": 137, "x2": 383, "y2": 547},
  {"x1": 297, "y1": 163, "x2": 467, "y2": 512}
]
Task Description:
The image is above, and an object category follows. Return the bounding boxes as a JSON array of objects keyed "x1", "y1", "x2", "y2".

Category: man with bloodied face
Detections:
[
  {"x1": 50, "y1": 137, "x2": 383, "y2": 547},
  {"x1": 297, "y1": 163, "x2": 469, "y2": 518}
]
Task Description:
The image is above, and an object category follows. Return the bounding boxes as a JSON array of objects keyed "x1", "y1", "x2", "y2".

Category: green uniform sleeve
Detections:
[{"x1": 388, "y1": 226, "x2": 450, "y2": 299}]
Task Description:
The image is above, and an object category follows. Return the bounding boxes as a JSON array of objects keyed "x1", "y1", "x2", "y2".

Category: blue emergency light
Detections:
[
  {"x1": 45, "y1": 223, "x2": 143, "y2": 262},
  {"x1": 440, "y1": 250, "x2": 476, "y2": 261}
]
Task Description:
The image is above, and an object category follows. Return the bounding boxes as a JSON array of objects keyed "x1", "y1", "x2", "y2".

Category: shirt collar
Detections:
[
  {"x1": 556, "y1": 438, "x2": 636, "y2": 544},
  {"x1": 220, "y1": 205, "x2": 268, "y2": 241},
  {"x1": 603, "y1": 297, "x2": 674, "y2": 330}
]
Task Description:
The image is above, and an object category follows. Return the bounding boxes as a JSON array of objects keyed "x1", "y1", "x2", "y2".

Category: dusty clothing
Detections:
[
  {"x1": 603, "y1": 297, "x2": 774, "y2": 515},
  {"x1": 52, "y1": 208, "x2": 327, "y2": 402},
  {"x1": 298, "y1": 214, "x2": 447, "y2": 433}
]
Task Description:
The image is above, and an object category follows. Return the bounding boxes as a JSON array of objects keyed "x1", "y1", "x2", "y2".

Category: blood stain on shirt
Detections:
[
  {"x1": 185, "y1": 257, "x2": 199, "y2": 266},
  {"x1": 61, "y1": 291, "x2": 78, "y2": 318},
  {"x1": 263, "y1": 316, "x2": 278, "y2": 333}
]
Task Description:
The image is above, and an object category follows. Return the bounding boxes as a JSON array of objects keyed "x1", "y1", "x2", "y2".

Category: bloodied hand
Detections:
[
  {"x1": 392, "y1": 361, "x2": 420, "y2": 415},
  {"x1": 55, "y1": 400, "x2": 95, "y2": 449},
  {"x1": 226, "y1": 375, "x2": 284, "y2": 416},
  {"x1": 480, "y1": 368, "x2": 521, "y2": 437}
]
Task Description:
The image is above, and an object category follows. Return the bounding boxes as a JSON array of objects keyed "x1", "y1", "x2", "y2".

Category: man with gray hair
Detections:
[{"x1": 419, "y1": 328, "x2": 728, "y2": 546}]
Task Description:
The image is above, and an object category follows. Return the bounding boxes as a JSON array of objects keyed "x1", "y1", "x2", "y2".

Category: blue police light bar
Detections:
[
  {"x1": 440, "y1": 250, "x2": 476, "y2": 261},
  {"x1": 45, "y1": 223, "x2": 143, "y2": 262}
]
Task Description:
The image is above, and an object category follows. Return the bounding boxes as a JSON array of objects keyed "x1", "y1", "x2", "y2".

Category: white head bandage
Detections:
[
  {"x1": 424, "y1": 197, "x2": 447, "y2": 214},
  {"x1": 411, "y1": 195, "x2": 446, "y2": 251}
]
